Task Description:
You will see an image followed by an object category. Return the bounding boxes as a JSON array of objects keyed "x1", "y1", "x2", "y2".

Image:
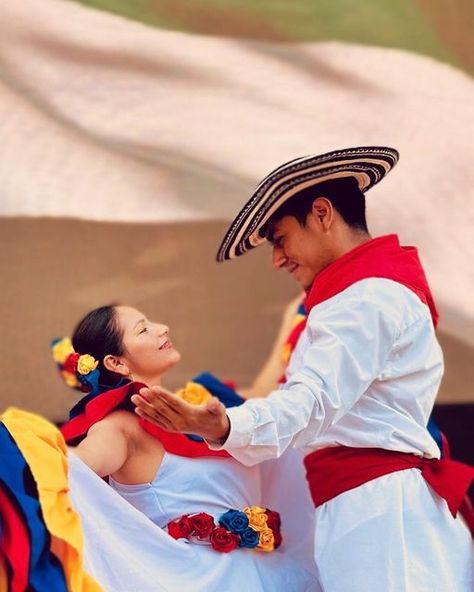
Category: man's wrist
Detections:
[{"x1": 206, "y1": 414, "x2": 231, "y2": 447}]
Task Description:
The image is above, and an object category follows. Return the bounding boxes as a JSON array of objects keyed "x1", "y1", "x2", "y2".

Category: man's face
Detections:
[{"x1": 269, "y1": 214, "x2": 334, "y2": 289}]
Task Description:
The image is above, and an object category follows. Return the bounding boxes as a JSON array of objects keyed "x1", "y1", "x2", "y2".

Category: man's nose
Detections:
[{"x1": 272, "y1": 245, "x2": 287, "y2": 269}]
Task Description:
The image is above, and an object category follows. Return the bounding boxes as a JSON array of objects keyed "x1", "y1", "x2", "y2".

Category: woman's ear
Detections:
[{"x1": 103, "y1": 355, "x2": 130, "y2": 378}]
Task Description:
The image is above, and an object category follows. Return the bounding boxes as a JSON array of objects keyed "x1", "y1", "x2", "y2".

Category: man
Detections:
[{"x1": 133, "y1": 147, "x2": 473, "y2": 591}]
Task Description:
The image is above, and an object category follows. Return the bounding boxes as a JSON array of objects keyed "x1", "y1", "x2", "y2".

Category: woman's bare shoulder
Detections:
[{"x1": 88, "y1": 409, "x2": 140, "y2": 437}]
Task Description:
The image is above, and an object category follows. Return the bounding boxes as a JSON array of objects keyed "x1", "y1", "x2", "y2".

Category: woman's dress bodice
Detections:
[{"x1": 109, "y1": 452, "x2": 261, "y2": 528}]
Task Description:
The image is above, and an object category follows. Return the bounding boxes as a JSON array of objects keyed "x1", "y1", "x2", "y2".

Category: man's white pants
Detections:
[{"x1": 314, "y1": 469, "x2": 473, "y2": 592}]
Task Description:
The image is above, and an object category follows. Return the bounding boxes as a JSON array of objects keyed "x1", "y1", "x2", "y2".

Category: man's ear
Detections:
[
  {"x1": 311, "y1": 197, "x2": 333, "y2": 228},
  {"x1": 103, "y1": 354, "x2": 130, "y2": 377}
]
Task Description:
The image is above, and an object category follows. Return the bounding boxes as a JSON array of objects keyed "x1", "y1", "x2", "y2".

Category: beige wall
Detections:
[{"x1": 1, "y1": 217, "x2": 472, "y2": 423}]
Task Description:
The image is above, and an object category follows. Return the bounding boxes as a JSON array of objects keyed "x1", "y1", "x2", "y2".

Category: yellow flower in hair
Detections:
[
  {"x1": 77, "y1": 354, "x2": 98, "y2": 376},
  {"x1": 175, "y1": 382, "x2": 212, "y2": 406},
  {"x1": 257, "y1": 528, "x2": 275, "y2": 552},
  {"x1": 52, "y1": 337, "x2": 74, "y2": 364},
  {"x1": 61, "y1": 370, "x2": 80, "y2": 388},
  {"x1": 243, "y1": 506, "x2": 268, "y2": 532}
]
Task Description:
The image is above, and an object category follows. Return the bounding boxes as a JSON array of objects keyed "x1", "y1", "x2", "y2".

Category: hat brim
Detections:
[{"x1": 216, "y1": 146, "x2": 399, "y2": 262}]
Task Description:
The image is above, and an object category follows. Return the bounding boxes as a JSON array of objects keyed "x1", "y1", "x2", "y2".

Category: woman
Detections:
[{"x1": 49, "y1": 304, "x2": 317, "y2": 591}]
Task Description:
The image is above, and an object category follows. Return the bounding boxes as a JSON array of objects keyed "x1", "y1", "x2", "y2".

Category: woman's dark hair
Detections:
[
  {"x1": 72, "y1": 305, "x2": 125, "y2": 387},
  {"x1": 265, "y1": 176, "x2": 368, "y2": 238}
]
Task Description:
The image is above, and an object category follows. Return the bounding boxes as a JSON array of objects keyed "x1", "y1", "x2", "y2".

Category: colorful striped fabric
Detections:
[
  {"x1": 0, "y1": 409, "x2": 103, "y2": 592},
  {"x1": 0, "y1": 423, "x2": 68, "y2": 592}
]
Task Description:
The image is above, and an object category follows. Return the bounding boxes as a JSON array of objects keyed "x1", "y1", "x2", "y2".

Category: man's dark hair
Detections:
[
  {"x1": 265, "y1": 176, "x2": 368, "y2": 239},
  {"x1": 72, "y1": 305, "x2": 125, "y2": 387}
]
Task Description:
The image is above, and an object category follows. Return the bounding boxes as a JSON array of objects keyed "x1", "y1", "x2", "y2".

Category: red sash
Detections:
[{"x1": 304, "y1": 446, "x2": 474, "y2": 535}]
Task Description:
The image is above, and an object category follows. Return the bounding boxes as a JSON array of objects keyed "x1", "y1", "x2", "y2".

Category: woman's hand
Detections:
[{"x1": 131, "y1": 387, "x2": 231, "y2": 444}]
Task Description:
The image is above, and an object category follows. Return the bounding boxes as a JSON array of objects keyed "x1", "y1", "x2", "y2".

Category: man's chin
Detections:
[
  {"x1": 294, "y1": 271, "x2": 315, "y2": 291},
  {"x1": 289, "y1": 266, "x2": 315, "y2": 290}
]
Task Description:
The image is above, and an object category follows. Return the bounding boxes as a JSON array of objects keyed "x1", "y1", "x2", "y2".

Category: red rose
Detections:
[
  {"x1": 168, "y1": 515, "x2": 193, "y2": 539},
  {"x1": 273, "y1": 531, "x2": 283, "y2": 549},
  {"x1": 209, "y1": 527, "x2": 240, "y2": 553},
  {"x1": 265, "y1": 509, "x2": 281, "y2": 533},
  {"x1": 63, "y1": 352, "x2": 80, "y2": 374},
  {"x1": 190, "y1": 513, "x2": 215, "y2": 539}
]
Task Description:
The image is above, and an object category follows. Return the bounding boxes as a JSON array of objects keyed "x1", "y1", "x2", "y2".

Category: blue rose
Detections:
[
  {"x1": 218, "y1": 510, "x2": 249, "y2": 534},
  {"x1": 239, "y1": 527, "x2": 259, "y2": 549}
]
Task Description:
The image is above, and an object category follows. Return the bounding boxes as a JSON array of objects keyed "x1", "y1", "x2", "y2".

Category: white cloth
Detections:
[
  {"x1": 69, "y1": 452, "x2": 318, "y2": 592},
  {"x1": 218, "y1": 278, "x2": 473, "y2": 591},
  {"x1": 314, "y1": 469, "x2": 472, "y2": 592},
  {"x1": 223, "y1": 278, "x2": 441, "y2": 460}
]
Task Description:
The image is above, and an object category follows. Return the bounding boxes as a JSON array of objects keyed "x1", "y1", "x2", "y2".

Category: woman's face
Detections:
[{"x1": 114, "y1": 305, "x2": 181, "y2": 385}]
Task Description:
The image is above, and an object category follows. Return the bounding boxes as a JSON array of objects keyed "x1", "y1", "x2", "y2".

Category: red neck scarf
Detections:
[
  {"x1": 304, "y1": 234, "x2": 439, "y2": 326},
  {"x1": 279, "y1": 234, "x2": 438, "y2": 384},
  {"x1": 61, "y1": 382, "x2": 230, "y2": 458}
]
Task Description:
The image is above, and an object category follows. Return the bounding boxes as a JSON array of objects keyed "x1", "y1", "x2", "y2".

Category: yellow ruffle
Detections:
[
  {"x1": 0, "y1": 407, "x2": 103, "y2": 592},
  {"x1": 0, "y1": 553, "x2": 7, "y2": 592}
]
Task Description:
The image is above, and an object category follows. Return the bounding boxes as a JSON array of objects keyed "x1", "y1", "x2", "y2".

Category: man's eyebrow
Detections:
[
  {"x1": 266, "y1": 225, "x2": 279, "y2": 244},
  {"x1": 269, "y1": 230, "x2": 284, "y2": 245}
]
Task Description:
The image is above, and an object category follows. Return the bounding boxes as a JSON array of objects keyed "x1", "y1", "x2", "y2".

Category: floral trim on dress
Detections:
[{"x1": 167, "y1": 506, "x2": 282, "y2": 553}]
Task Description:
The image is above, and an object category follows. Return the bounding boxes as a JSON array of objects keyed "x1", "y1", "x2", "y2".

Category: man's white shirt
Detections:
[{"x1": 219, "y1": 278, "x2": 442, "y2": 464}]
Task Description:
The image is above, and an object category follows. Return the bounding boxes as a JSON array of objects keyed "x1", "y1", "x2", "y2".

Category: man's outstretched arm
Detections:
[
  {"x1": 132, "y1": 388, "x2": 231, "y2": 444},
  {"x1": 132, "y1": 284, "x2": 399, "y2": 466}
]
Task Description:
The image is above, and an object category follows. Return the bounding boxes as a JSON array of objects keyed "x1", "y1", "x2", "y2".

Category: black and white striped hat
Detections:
[{"x1": 216, "y1": 146, "x2": 399, "y2": 262}]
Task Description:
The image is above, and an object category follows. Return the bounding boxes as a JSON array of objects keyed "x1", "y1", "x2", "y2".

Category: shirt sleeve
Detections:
[{"x1": 217, "y1": 288, "x2": 400, "y2": 466}]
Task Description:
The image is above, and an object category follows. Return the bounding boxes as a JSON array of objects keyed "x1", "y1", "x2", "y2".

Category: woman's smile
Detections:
[{"x1": 158, "y1": 338, "x2": 174, "y2": 350}]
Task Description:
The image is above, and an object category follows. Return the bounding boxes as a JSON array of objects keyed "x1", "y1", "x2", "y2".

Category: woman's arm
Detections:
[
  {"x1": 240, "y1": 294, "x2": 303, "y2": 398},
  {"x1": 71, "y1": 414, "x2": 131, "y2": 477}
]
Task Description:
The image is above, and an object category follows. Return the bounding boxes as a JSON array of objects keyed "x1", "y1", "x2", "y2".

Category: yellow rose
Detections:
[
  {"x1": 175, "y1": 382, "x2": 212, "y2": 406},
  {"x1": 61, "y1": 370, "x2": 80, "y2": 388},
  {"x1": 243, "y1": 506, "x2": 268, "y2": 532},
  {"x1": 257, "y1": 528, "x2": 275, "y2": 552},
  {"x1": 77, "y1": 354, "x2": 98, "y2": 376},
  {"x1": 52, "y1": 337, "x2": 74, "y2": 364}
]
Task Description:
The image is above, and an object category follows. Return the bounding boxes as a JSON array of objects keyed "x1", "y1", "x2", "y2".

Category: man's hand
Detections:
[{"x1": 131, "y1": 386, "x2": 231, "y2": 443}]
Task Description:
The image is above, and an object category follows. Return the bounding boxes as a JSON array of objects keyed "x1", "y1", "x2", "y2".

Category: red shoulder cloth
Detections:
[
  {"x1": 304, "y1": 234, "x2": 439, "y2": 325},
  {"x1": 280, "y1": 234, "x2": 439, "y2": 384},
  {"x1": 61, "y1": 381, "x2": 230, "y2": 458}
]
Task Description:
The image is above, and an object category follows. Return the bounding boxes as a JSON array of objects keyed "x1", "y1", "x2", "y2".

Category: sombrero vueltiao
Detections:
[{"x1": 216, "y1": 146, "x2": 399, "y2": 262}]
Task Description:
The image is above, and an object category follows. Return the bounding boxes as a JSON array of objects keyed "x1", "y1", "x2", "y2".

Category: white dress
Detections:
[{"x1": 68, "y1": 449, "x2": 319, "y2": 591}]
